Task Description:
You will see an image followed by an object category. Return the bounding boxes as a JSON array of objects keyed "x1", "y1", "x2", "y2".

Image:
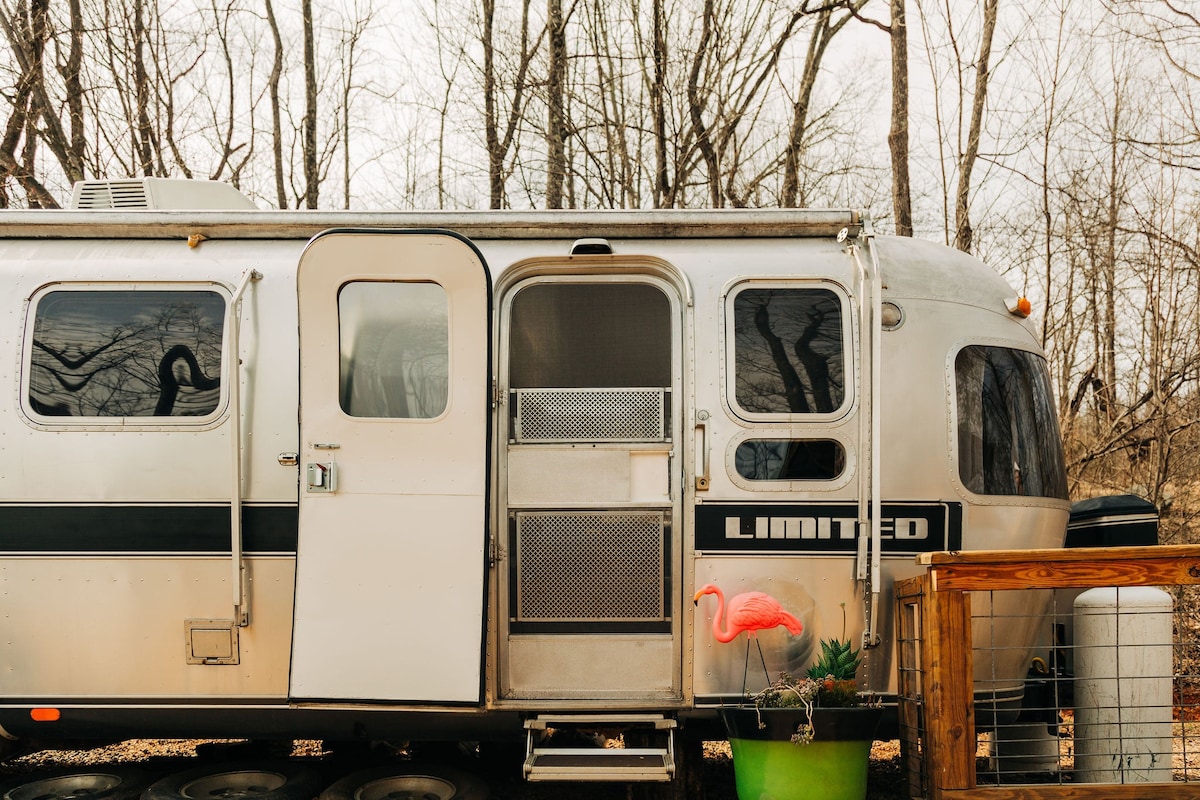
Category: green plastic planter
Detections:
[{"x1": 719, "y1": 706, "x2": 883, "y2": 800}]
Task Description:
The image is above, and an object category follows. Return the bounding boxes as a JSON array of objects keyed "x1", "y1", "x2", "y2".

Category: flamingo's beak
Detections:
[{"x1": 692, "y1": 590, "x2": 703, "y2": 605}]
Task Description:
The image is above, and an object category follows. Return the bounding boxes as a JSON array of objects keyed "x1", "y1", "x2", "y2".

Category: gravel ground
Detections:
[{"x1": 0, "y1": 738, "x2": 911, "y2": 799}]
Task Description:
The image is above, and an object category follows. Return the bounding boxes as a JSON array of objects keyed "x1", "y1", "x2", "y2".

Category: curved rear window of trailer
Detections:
[{"x1": 956, "y1": 345, "x2": 1068, "y2": 500}]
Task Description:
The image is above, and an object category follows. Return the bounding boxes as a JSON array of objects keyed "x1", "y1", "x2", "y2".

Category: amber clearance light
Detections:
[
  {"x1": 30, "y1": 708, "x2": 60, "y2": 722},
  {"x1": 1005, "y1": 296, "x2": 1032, "y2": 318}
]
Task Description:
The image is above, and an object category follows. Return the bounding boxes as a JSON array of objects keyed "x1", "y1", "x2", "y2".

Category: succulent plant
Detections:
[{"x1": 804, "y1": 637, "x2": 862, "y2": 682}]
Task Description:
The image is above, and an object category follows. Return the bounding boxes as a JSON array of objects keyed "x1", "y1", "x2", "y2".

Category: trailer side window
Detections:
[
  {"x1": 956, "y1": 345, "x2": 1068, "y2": 499},
  {"x1": 734, "y1": 439, "x2": 844, "y2": 481},
  {"x1": 28, "y1": 290, "x2": 225, "y2": 418},
  {"x1": 731, "y1": 287, "x2": 845, "y2": 417},
  {"x1": 339, "y1": 281, "x2": 448, "y2": 418}
]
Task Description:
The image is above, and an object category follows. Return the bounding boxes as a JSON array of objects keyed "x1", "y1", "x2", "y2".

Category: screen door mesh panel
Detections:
[
  {"x1": 515, "y1": 511, "x2": 666, "y2": 622},
  {"x1": 512, "y1": 388, "x2": 668, "y2": 442}
]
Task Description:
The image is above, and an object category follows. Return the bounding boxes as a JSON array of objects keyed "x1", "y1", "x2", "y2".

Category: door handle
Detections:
[{"x1": 307, "y1": 462, "x2": 338, "y2": 492}]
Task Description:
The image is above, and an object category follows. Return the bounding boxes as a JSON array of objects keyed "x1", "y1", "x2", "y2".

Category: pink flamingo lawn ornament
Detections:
[{"x1": 693, "y1": 583, "x2": 803, "y2": 693}]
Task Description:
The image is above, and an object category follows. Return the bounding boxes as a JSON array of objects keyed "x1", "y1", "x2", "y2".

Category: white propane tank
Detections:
[{"x1": 1073, "y1": 586, "x2": 1173, "y2": 783}]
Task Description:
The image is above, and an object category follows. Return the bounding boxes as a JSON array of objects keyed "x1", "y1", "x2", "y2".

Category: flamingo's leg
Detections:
[
  {"x1": 755, "y1": 638, "x2": 771, "y2": 686},
  {"x1": 741, "y1": 636, "x2": 751, "y2": 696}
]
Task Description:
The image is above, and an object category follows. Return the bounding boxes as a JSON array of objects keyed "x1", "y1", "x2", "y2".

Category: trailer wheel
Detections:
[
  {"x1": 0, "y1": 767, "x2": 147, "y2": 800},
  {"x1": 143, "y1": 762, "x2": 325, "y2": 800},
  {"x1": 318, "y1": 765, "x2": 488, "y2": 800}
]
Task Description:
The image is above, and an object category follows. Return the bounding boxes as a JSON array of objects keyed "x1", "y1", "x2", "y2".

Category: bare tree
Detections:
[
  {"x1": 650, "y1": 0, "x2": 668, "y2": 206},
  {"x1": 888, "y1": 0, "x2": 912, "y2": 235},
  {"x1": 301, "y1": 0, "x2": 318, "y2": 208},
  {"x1": 263, "y1": 0, "x2": 287, "y2": 208},
  {"x1": 481, "y1": 0, "x2": 543, "y2": 208},
  {"x1": 685, "y1": 0, "x2": 721, "y2": 206},
  {"x1": 545, "y1": 0, "x2": 566, "y2": 207},
  {"x1": 952, "y1": 0, "x2": 997, "y2": 253},
  {"x1": 781, "y1": 2, "x2": 866, "y2": 208},
  {"x1": 0, "y1": 0, "x2": 61, "y2": 207}
]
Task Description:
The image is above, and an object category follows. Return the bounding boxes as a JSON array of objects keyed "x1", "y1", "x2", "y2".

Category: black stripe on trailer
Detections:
[{"x1": 0, "y1": 504, "x2": 298, "y2": 553}]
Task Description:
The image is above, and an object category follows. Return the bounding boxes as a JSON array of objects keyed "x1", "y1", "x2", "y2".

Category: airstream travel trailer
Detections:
[{"x1": 0, "y1": 179, "x2": 1069, "y2": 788}]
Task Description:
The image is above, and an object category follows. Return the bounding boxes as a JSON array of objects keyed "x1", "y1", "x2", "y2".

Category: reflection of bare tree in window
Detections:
[
  {"x1": 735, "y1": 289, "x2": 843, "y2": 414},
  {"x1": 29, "y1": 292, "x2": 224, "y2": 417}
]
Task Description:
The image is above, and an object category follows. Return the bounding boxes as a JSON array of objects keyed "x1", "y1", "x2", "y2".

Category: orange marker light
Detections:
[
  {"x1": 30, "y1": 708, "x2": 60, "y2": 722},
  {"x1": 1005, "y1": 296, "x2": 1032, "y2": 318}
]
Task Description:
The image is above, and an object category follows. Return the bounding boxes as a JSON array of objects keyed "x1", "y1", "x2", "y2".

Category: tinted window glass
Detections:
[
  {"x1": 29, "y1": 290, "x2": 224, "y2": 418},
  {"x1": 733, "y1": 288, "x2": 845, "y2": 415},
  {"x1": 956, "y1": 346, "x2": 1068, "y2": 499},
  {"x1": 339, "y1": 281, "x2": 448, "y2": 418},
  {"x1": 735, "y1": 439, "x2": 845, "y2": 480}
]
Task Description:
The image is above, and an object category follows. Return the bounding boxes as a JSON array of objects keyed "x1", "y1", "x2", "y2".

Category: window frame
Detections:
[
  {"x1": 731, "y1": 436, "x2": 848, "y2": 483},
  {"x1": 20, "y1": 282, "x2": 231, "y2": 431},
  {"x1": 723, "y1": 280, "x2": 854, "y2": 424},
  {"x1": 336, "y1": 279, "x2": 451, "y2": 421}
]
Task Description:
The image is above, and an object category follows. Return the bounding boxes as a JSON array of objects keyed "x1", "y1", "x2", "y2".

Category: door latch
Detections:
[{"x1": 306, "y1": 462, "x2": 337, "y2": 493}]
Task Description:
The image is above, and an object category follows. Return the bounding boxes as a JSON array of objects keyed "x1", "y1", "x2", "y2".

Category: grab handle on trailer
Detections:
[
  {"x1": 228, "y1": 269, "x2": 262, "y2": 628},
  {"x1": 695, "y1": 411, "x2": 710, "y2": 491}
]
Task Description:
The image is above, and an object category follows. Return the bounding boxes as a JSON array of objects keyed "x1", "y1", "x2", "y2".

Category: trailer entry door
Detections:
[
  {"x1": 498, "y1": 276, "x2": 682, "y2": 701},
  {"x1": 291, "y1": 231, "x2": 490, "y2": 703}
]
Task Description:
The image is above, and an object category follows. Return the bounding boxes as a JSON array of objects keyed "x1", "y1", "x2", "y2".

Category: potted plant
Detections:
[{"x1": 719, "y1": 637, "x2": 883, "y2": 800}]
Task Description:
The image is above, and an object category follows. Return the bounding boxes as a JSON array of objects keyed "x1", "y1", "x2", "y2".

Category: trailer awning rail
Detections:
[{"x1": 0, "y1": 208, "x2": 862, "y2": 240}]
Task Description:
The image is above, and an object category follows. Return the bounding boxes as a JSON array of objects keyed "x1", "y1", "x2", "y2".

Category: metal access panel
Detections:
[
  {"x1": 511, "y1": 388, "x2": 669, "y2": 443},
  {"x1": 513, "y1": 511, "x2": 667, "y2": 625}
]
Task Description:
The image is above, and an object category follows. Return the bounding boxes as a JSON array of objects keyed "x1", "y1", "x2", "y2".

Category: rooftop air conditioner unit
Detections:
[{"x1": 69, "y1": 178, "x2": 257, "y2": 210}]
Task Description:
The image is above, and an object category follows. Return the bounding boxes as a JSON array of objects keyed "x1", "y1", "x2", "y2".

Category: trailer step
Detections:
[{"x1": 522, "y1": 713, "x2": 676, "y2": 782}]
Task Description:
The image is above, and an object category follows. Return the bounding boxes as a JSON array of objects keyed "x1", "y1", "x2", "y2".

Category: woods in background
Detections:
[{"x1": 2, "y1": 0, "x2": 1199, "y2": 543}]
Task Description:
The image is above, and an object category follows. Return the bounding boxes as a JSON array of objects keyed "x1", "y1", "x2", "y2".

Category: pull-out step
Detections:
[{"x1": 523, "y1": 713, "x2": 676, "y2": 782}]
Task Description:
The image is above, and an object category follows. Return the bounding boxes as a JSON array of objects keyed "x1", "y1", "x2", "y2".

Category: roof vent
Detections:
[
  {"x1": 570, "y1": 237, "x2": 613, "y2": 255},
  {"x1": 70, "y1": 178, "x2": 257, "y2": 210}
]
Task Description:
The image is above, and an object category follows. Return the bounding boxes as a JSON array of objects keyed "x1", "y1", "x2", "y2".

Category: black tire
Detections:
[
  {"x1": 142, "y1": 762, "x2": 326, "y2": 800},
  {"x1": 317, "y1": 765, "x2": 488, "y2": 800},
  {"x1": 0, "y1": 767, "x2": 148, "y2": 800}
]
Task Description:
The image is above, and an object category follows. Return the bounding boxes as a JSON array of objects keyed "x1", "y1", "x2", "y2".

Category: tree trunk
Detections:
[
  {"x1": 888, "y1": 0, "x2": 912, "y2": 236},
  {"x1": 481, "y1": 0, "x2": 537, "y2": 209},
  {"x1": 651, "y1": 0, "x2": 669, "y2": 207},
  {"x1": 302, "y1": 0, "x2": 319, "y2": 208},
  {"x1": 686, "y1": 0, "x2": 720, "y2": 207},
  {"x1": 62, "y1": 0, "x2": 85, "y2": 181},
  {"x1": 482, "y1": 0, "x2": 501, "y2": 207},
  {"x1": 0, "y1": 0, "x2": 61, "y2": 206},
  {"x1": 545, "y1": 0, "x2": 566, "y2": 208},
  {"x1": 264, "y1": 0, "x2": 287, "y2": 209},
  {"x1": 952, "y1": 0, "x2": 997, "y2": 253},
  {"x1": 781, "y1": 3, "x2": 863, "y2": 207},
  {"x1": 132, "y1": 0, "x2": 157, "y2": 177}
]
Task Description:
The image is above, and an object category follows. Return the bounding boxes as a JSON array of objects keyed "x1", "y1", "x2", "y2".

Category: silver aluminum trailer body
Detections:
[{"x1": 0, "y1": 203, "x2": 1069, "y2": 746}]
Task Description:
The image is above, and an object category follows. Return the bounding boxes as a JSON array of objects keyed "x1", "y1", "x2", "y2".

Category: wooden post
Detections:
[
  {"x1": 922, "y1": 580, "x2": 974, "y2": 798},
  {"x1": 895, "y1": 576, "x2": 929, "y2": 799}
]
